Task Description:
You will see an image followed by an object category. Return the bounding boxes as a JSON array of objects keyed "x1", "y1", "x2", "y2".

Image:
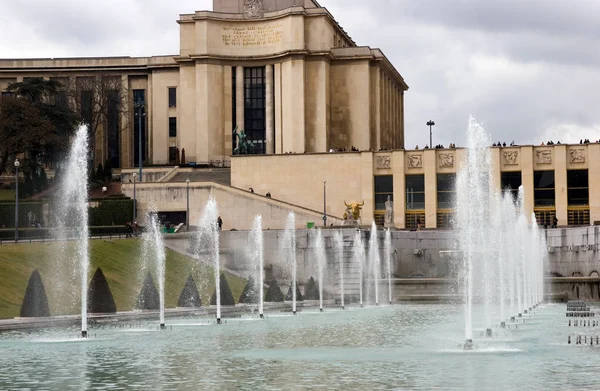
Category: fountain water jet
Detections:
[
  {"x1": 314, "y1": 229, "x2": 326, "y2": 312},
  {"x1": 250, "y1": 216, "x2": 265, "y2": 318},
  {"x1": 353, "y1": 230, "x2": 364, "y2": 308},
  {"x1": 384, "y1": 229, "x2": 393, "y2": 305},
  {"x1": 282, "y1": 213, "x2": 297, "y2": 314},
  {"x1": 198, "y1": 197, "x2": 221, "y2": 323},
  {"x1": 368, "y1": 222, "x2": 380, "y2": 306},
  {"x1": 455, "y1": 117, "x2": 547, "y2": 348},
  {"x1": 54, "y1": 125, "x2": 90, "y2": 338},
  {"x1": 334, "y1": 231, "x2": 344, "y2": 310},
  {"x1": 142, "y1": 210, "x2": 166, "y2": 329}
]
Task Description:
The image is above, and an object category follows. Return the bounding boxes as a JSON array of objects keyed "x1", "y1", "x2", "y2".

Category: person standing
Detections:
[{"x1": 217, "y1": 216, "x2": 223, "y2": 230}]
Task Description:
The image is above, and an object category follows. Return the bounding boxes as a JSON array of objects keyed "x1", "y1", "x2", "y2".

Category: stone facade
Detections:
[
  {"x1": 231, "y1": 143, "x2": 600, "y2": 228},
  {"x1": 0, "y1": 0, "x2": 407, "y2": 168}
]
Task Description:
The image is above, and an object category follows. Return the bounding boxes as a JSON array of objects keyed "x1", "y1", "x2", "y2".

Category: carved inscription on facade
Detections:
[
  {"x1": 408, "y1": 154, "x2": 422, "y2": 168},
  {"x1": 503, "y1": 151, "x2": 519, "y2": 165},
  {"x1": 222, "y1": 23, "x2": 283, "y2": 47},
  {"x1": 535, "y1": 149, "x2": 552, "y2": 164},
  {"x1": 376, "y1": 155, "x2": 391, "y2": 169},
  {"x1": 569, "y1": 148, "x2": 585, "y2": 163},
  {"x1": 438, "y1": 153, "x2": 454, "y2": 168}
]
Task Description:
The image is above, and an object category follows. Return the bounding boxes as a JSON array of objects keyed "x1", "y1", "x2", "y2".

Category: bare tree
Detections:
[{"x1": 62, "y1": 74, "x2": 131, "y2": 168}]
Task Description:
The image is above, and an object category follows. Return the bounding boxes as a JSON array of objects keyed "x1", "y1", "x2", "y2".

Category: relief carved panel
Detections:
[
  {"x1": 243, "y1": 0, "x2": 265, "y2": 18},
  {"x1": 502, "y1": 151, "x2": 519, "y2": 165},
  {"x1": 535, "y1": 149, "x2": 552, "y2": 164},
  {"x1": 408, "y1": 154, "x2": 423, "y2": 168},
  {"x1": 376, "y1": 155, "x2": 391, "y2": 169},
  {"x1": 438, "y1": 153, "x2": 454, "y2": 168},
  {"x1": 569, "y1": 148, "x2": 585, "y2": 163}
]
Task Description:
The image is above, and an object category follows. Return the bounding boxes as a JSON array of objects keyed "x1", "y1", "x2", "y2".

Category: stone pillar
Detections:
[
  {"x1": 589, "y1": 144, "x2": 600, "y2": 224},
  {"x1": 521, "y1": 147, "x2": 535, "y2": 221},
  {"x1": 392, "y1": 150, "x2": 406, "y2": 228},
  {"x1": 423, "y1": 148, "x2": 437, "y2": 228},
  {"x1": 236, "y1": 66, "x2": 245, "y2": 132},
  {"x1": 554, "y1": 145, "x2": 568, "y2": 225},
  {"x1": 265, "y1": 64, "x2": 274, "y2": 154}
]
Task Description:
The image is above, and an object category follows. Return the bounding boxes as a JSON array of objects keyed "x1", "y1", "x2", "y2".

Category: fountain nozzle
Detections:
[
  {"x1": 319, "y1": 308, "x2": 324, "y2": 312},
  {"x1": 81, "y1": 330, "x2": 87, "y2": 338},
  {"x1": 160, "y1": 323, "x2": 166, "y2": 330},
  {"x1": 500, "y1": 322, "x2": 506, "y2": 328},
  {"x1": 216, "y1": 318, "x2": 222, "y2": 324},
  {"x1": 485, "y1": 328, "x2": 493, "y2": 337},
  {"x1": 293, "y1": 311, "x2": 297, "y2": 315},
  {"x1": 342, "y1": 306, "x2": 345, "y2": 310},
  {"x1": 259, "y1": 313, "x2": 264, "y2": 319}
]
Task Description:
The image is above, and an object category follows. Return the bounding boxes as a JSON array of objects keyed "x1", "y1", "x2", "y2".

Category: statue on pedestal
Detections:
[
  {"x1": 233, "y1": 127, "x2": 254, "y2": 155},
  {"x1": 384, "y1": 195, "x2": 394, "y2": 228}
]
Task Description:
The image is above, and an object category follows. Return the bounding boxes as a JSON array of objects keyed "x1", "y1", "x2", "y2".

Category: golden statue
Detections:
[{"x1": 344, "y1": 201, "x2": 364, "y2": 221}]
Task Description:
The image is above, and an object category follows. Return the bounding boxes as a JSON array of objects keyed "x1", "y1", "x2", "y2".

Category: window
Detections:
[
  {"x1": 534, "y1": 170, "x2": 555, "y2": 206},
  {"x1": 534, "y1": 209, "x2": 556, "y2": 227},
  {"x1": 374, "y1": 176, "x2": 393, "y2": 210},
  {"x1": 169, "y1": 117, "x2": 177, "y2": 137},
  {"x1": 169, "y1": 147, "x2": 178, "y2": 165},
  {"x1": 107, "y1": 90, "x2": 120, "y2": 168},
  {"x1": 80, "y1": 90, "x2": 93, "y2": 126},
  {"x1": 501, "y1": 171, "x2": 522, "y2": 201},
  {"x1": 406, "y1": 212, "x2": 425, "y2": 230},
  {"x1": 437, "y1": 211, "x2": 454, "y2": 229},
  {"x1": 437, "y1": 174, "x2": 455, "y2": 209},
  {"x1": 243, "y1": 67, "x2": 266, "y2": 154},
  {"x1": 232, "y1": 68, "x2": 237, "y2": 152},
  {"x1": 168, "y1": 87, "x2": 176, "y2": 108},
  {"x1": 568, "y1": 209, "x2": 590, "y2": 226},
  {"x1": 567, "y1": 170, "x2": 588, "y2": 206},
  {"x1": 133, "y1": 89, "x2": 146, "y2": 165},
  {"x1": 406, "y1": 175, "x2": 425, "y2": 210}
]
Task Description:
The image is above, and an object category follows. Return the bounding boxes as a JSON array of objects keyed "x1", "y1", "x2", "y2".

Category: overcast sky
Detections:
[{"x1": 1, "y1": 0, "x2": 599, "y2": 148}]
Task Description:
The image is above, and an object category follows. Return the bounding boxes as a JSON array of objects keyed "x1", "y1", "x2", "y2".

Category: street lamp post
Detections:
[
  {"x1": 323, "y1": 179, "x2": 327, "y2": 227},
  {"x1": 426, "y1": 120, "x2": 435, "y2": 148},
  {"x1": 186, "y1": 178, "x2": 190, "y2": 230},
  {"x1": 134, "y1": 99, "x2": 146, "y2": 182},
  {"x1": 132, "y1": 172, "x2": 137, "y2": 222},
  {"x1": 14, "y1": 159, "x2": 20, "y2": 243}
]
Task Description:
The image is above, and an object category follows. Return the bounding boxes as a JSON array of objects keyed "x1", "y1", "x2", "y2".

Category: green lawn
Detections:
[
  {"x1": 0, "y1": 239, "x2": 246, "y2": 319},
  {"x1": 0, "y1": 189, "x2": 15, "y2": 201}
]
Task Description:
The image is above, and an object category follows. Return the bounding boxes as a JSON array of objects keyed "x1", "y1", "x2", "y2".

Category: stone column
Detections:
[
  {"x1": 236, "y1": 66, "x2": 245, "y2": 132},
  {"x1": 554, "y1": 145, "x2": 568, "y2": 225},
  {"x1": 265, "y1": 64, "x2": 274, "y2": 154},
  {"x1": 589, "y1": 144, "x2": 600, "y2": 224},
  {"x1": 521, "y1": 146, "x2": 535, "y2": 221},
  {"x1": 423, "y1": 148, "x2": 437, "y2": 228}
]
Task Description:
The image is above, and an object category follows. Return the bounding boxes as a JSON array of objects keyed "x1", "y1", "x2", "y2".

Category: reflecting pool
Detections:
[{"x1": 0, "y1": 303, "x2": 596, "y2": 390}]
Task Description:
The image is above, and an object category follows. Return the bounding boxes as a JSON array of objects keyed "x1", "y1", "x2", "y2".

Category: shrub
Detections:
[
  {"x1": 210, "y1": 273, "x2": 235, "y2": 305},
  {"x1": 265, "y1": 280, "x2": 284, "y2": 302},
  {"x1": 304, "y1": 277, "x2": 319, "y2": 300}
]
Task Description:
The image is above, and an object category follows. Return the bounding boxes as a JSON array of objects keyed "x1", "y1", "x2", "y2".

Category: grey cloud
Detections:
[{"x1": 0, "y1": 0, "x2": 598, "y2": 148}]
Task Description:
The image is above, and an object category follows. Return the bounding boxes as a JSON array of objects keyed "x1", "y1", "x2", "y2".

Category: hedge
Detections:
[
  {"x1": 0, "y1": 226, "x2": 129, "y2": 240},
  {"x1": 88, "y1": 199, "x2": 134, "y2": 226},
  {"x1": 0, "y1": 199, "x2": 133, "y2": 229},
  {"x1": 0, "y1": 202, "x2": 45, "y2": 229}
]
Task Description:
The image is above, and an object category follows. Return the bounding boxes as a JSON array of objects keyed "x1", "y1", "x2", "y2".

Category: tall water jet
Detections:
[
  {"x1": 384, "y1": 229, "x2": 393, "y2": 305},
  {"x1": 314, "y1": 229, "x2": 326, "y2": 312},
  {"x1": 54, "y1": 125, "x2": 90, "y2": 338},
  {"x1": 353, "y1": 230, "x2": 364, "y2": 307},
  {"x1": 142, "y1": 209, "x2": 167, "y2": 329},
  {"x1": 455, "y1": 117, "x2": 493, "y2": 341},
  {"x1": 368, "y1": 222, "x2": 380, "y2": 305},
  {"x1": 250, "y1": 215, "x2": 265, "y2": 318},
  {"x1": 282, "y1": 213, "x2": 297, "y2": 314},
  {"x1": 198, "y1": 197, "x2": 221, "y2": 323},
  {"x1": 334, "y1": 231, "x2": 344, "y2": 309}
]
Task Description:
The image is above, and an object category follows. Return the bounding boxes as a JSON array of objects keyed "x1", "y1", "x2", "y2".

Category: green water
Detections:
[{"x1": 0, "y1": 303, "x2": 598, "y2": 390}]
